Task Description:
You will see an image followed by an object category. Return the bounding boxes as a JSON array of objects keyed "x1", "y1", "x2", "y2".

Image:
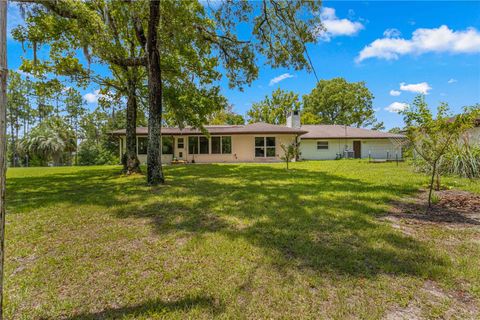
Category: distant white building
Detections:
[{"x1": 462, "y1": 118, "x2": 480, "y2": 145}]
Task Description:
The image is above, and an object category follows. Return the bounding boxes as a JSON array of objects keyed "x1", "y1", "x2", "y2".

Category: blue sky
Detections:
[{"x1": 6, "y1": 1, "x2": 480, "y2": 130}]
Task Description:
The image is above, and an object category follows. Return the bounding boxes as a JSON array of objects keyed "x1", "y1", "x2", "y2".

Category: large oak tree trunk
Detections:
[
  {"x1": 0, "y1": 2, "x2": 8, "y2": 318},
  {"x1": 123, "y1": 77, "x2": 141, "y2": 174},
  {"x1": 146, "y1": 0, "x2": 164, "y2": 185}
]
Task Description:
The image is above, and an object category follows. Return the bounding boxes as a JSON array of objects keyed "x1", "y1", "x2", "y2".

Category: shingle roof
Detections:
[
  {"x1": 110, "y1": 122, "x2": 308, "y2": 135},
  {"x1": 111, "y1": 123, "x2": 405, "y2": 139},
  {"x1": 300, "y1": 125, "x2": 405, "y2": 139}
]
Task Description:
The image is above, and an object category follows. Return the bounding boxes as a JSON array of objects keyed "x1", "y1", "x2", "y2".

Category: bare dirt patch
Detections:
[
  {"x1": 385, "y1": 280, "x2": 478, "y2": 320},
  {"x1": 382, "y1": 189, "x2": 480, "y2": 319},
  {"x1": 386, "y1": 189, "x2": 480, "y2": 226}
]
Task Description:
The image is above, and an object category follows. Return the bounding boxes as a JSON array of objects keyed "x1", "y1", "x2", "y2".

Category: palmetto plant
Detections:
[
  {"x1": 412, "y1": 143, "x2": 480, "y2": 180},
  {"x1": 19, "y1": 118, "x2": 76, "y2": 166},
  {"x1": 442, "y1": 144, "x2": 480, "y2": 179}
]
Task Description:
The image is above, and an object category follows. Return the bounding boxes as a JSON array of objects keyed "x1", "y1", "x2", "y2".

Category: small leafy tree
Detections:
[
  {"x1": 402, "y1": 96, "x2": 478, "y2": 208},
  {"x1": 280, "y1": 142, "x2": 301, "y2": 170}
]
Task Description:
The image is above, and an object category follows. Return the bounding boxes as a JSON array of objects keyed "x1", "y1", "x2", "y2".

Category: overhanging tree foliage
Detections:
[
  {"x1": 14, "y1": 0, "x2": 323, "y2": 185},
  {"x1": 13, "y1": 0, "x2": 147, "y2": 174}
]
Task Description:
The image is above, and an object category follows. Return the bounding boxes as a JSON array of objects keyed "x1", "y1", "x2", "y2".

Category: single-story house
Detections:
[{"x1": 111, "y1": 111, "x2": 405, "y2": 163}]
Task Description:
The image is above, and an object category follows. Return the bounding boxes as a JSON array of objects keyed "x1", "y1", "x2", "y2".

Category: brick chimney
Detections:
[{"x1": 286, "y1": 110, "x2": 301, "y2": 128}]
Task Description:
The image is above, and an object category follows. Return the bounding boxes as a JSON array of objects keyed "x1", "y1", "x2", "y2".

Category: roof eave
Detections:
[{"x1": 301, "y1": 136, "x2": 406, "y2": 139}]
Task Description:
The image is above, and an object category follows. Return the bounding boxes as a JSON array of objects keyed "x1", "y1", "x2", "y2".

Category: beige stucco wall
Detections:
[
  {"x1": 300, "y1": 138, "x2": 402, "y2": 160},
  {"x1": 118, "y1": 136, "x2": 173, "y2": 164},
  {"x1": 119, "y1": 134, "x2": 298, "y2": 164},
  {"x1": 183, "y1": 134, "x2": 297, "y2": 163}
]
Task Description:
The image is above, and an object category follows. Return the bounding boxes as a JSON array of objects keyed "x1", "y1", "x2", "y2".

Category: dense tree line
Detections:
[
  {"x1": 5, "y1": 70, "x2": 138, "y2": 167},
  {"x1": 247, "y1": 78, "x2": 384, "y2": 129}
]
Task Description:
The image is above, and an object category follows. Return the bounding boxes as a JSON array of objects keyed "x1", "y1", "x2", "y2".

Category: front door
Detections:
[{"x1": 353, "y1": 141, "x2": 361, "y2": 159}]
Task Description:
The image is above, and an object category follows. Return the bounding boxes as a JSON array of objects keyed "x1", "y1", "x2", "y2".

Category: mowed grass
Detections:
[{"x1": 5, "y1": 161, "x2": 480, "y2": 319}]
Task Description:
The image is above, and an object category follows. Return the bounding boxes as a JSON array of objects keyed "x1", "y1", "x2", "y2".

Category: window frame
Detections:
[
  {"x1": 177, "y1": 137, "x2": 184, "y2": 149},
  {"x1": 188, "y1": 136, "x2": 199, "y2": 154},
  {"x1": 211, "y1": 136, "x2": 221, "y2": 154},
  {"x1": 316, "y1": 141, "x2": 329, "y2": 150},
  {"x1": 187, "y1": 136, "x2": 232, "y2": 155},
  {"x1": 221, "y1": 136, "x2": 232, "y2": 154},
  {"x1": 210, "y1": 136, "x2": 232, "y2": 155},
  {"x1": 162, "y1": 136, "x2": 174, "y2": 155},
  {"x1": 255, "y1": 136, "x2": 276, "y2": 158},
  {"x1": 188, "y1": 136, "x2": 210, "y2": 154},
  {"x1": 199, "y1": 136, "x2": 209, "y2": 154}
]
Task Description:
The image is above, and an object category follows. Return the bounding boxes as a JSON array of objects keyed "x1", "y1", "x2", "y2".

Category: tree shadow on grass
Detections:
[
  {"x1": 6, "y1": 167, "x2": 145, "y2": 213},
  {"x1": 112, "y1": 164, "x2": 448, "y2": 279},
  {"x1": 7, "y1": 164, "x2": 447, "y2": 279},
  {"x1": 7, "y1": 163, "x2": 449, "y2": 316},
  {"x1": 61, "y1": 295, "x2": 222, "y2": 320}
]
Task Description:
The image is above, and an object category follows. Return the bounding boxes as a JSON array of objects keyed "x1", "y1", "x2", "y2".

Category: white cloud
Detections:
[
  {"x1": 447, "y1": 78, "x2": 458, "y2": 84},
  {"x1": 84, "y1": 89, "x2": 114, "y2": 103},
  {"x1": 399, "y1": 82, "x2": 432, "y2": 94},
  {"x1": 356, "y1": 25, "x2": 480, "y2": 62},
  {"x1": 385, "y1": 102, "x2": 409, "y2": 113},
  {"x1": 84, "y1": 90, "x2": 100, "y2": 103},
  {"x1": 269, "y1": 73, "x2": 294, "y2": 86},
  {"x1": 383, "y1": 28, "x2": 401, "y2": 38},
  {"x1": 389, "y1": 90, "x2": 401, "y2": 96},
  {"x1": 317, "y1": 7, "x2": 364, "y2": 41}
]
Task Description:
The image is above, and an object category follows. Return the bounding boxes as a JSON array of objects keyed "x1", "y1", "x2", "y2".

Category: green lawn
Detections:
[{"x1": 5, "y1": 161, "x2": 480, "y2": 319}]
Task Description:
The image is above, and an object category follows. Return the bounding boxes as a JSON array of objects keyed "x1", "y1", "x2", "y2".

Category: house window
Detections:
[
  {"x1": 162, "y1": 136, "x2": 173, "y2": 154},
  {"x1": 211, "y1": 136, "x2": 232, "y2": 154},
  {"x1": 222, "y1": 136, "x2": 232, "y2": 154},
  {"x1": 188, "y1": 136, "x2": 210, "y2": 154},
  {"x1": 189, "y1": 136, "x2": 199, "y2": 154},
  {"x1": 317, "y1": 141, "x2": 329, "y2": 150},
  {"x1": 211, "y1": 136, "x2": 221, "y2": 154},
  {"x1": 255, "y1": 137, "x2": 276, "y2": 157},
  {"x1": 177, "y1": 137, "x2": 184, "y2": 149},
  {"x1": 138, "y1": 137, "x2": 148, "y2": 155},
  {"x1": 199, "y1": 137, "x2": 209, "y2": 154}
]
